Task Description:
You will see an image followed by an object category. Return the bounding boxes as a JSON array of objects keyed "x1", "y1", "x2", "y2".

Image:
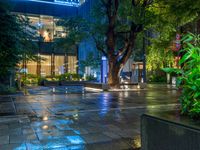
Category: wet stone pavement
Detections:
[{"x1": 0, "y1": 84, "x2": 180, "y2": 150}]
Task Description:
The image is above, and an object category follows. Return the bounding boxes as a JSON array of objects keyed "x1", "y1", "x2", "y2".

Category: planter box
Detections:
[
  {"x1": 141, "y1": 114, "x2": 200, "y2": 150},
  {"x1": 139, "y1": 83, "x2": 147, "y2": 89},
  {"x1": 60, "y1": 81, "x2": 84, "y2": 86},
  {"x1": 44, "y1": 81, "x2": 59, "y2": 86}
]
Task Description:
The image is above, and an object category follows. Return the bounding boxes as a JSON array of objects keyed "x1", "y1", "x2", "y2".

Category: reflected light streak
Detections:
[
  {"x1": 42, "y1": 125, "x2": 49, "y2": 129},
  {"x1": 99, "y1": 93, "x2": 112, "y2": 116},
  {"x1": 66, "y1": 135, "x2": 85, "y2": 145},
  {"x1": 132, "y1": 135, "x2": 141, "y2": 149},
  {"x1": 43, "y1": 116, "x2": 48, "y2": 121}
]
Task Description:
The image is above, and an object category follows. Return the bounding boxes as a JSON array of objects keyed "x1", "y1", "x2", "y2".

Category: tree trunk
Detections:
[{"x1": 107, "y1": 61, "x2": 121, "y2": 88}]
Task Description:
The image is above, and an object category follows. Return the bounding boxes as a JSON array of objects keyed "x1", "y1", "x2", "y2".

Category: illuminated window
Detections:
[
  {"x1": 68, "y1": 56, "x2": 77, "y2": 73},
  {"x1": 55, "y1": 55, "x2": 65, "y2": 75},
  {"x1": 26, "y1": 61, "x2": 37, "y2": 74},
  {"x1": 41, "y1": 55, "x2": 51, "y2": 76}
]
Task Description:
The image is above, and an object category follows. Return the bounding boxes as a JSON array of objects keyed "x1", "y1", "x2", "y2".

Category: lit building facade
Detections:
[{"x1": 10, "y1": 0, "x2": 97, "y2": 76}]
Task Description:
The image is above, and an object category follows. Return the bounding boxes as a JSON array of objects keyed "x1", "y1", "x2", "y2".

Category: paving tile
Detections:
[
  {"x1": 0, "y1": 85, "x2": 180, "y2": 150},
  {"x1": 103, "y1": 132, "x2": 121, "y2": 140},
  {"x1": 9, "y1": 134, "x2": 37, "y2": 144},
  {"x1": 0, "y1": 135, "x2": 9, "y2": 145},
  {"x1": 26, "y1": 141, "x2": 43, "y2": 150},
  {"x1": 40, "y1": 138, "x2": 71, "y2": 149},
  {"x1": 22, "y1": 128, "x2": 34, "y2": 135},
  {"x1": 82, "y1": 134, "x2": 112, "y2": 144},
  {"x1": 0, "y1": 125, "x2": 9, "y2": 130},
  {"x1": 50, "y1": 145, "x2": 87, "y2": 150},
  {"x1": 86, "y1": 140, "x2": 131, "y2": 150},
  {"x1": 0, "y1": 143, "x2": 26, "y2": 150}
]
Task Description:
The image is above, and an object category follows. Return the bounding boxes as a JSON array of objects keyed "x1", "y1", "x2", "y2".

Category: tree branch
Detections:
[{"x1": 92, "y1": 35, "x2": 108, "y2": 57}]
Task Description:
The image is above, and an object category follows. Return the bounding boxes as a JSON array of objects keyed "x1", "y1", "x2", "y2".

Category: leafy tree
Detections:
[
  {"x1": 89, "y1": 0, "x2": 152, "y2": 87},
  {"x1": 57, "y1": 0, "x2": 199, "y2": 87},
  {"x1": 80, "y1": 52, "x2": 101, "y2": 73},
  {"x1": 55, "y1": 17, "x2": 89, "y2": 53},
  {"x1": 0, "y1": 2, "x2": 37, "y2": 86},
  {"x1": 145, "y1": 0, "x2": 200, "y2": 81}
]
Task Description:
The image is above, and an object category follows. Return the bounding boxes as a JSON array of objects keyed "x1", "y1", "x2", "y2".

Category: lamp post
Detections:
[{"x1": 101, "y1": 56, "x2": 108, "y2": 83}]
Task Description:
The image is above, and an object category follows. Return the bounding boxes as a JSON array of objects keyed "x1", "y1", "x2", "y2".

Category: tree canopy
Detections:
[
  {"x1": 56, "y1": 0, "x2": 200, "y2": 86},
  {"x1": 0, "y1": 2, "x2": 37, "y2": 85}
]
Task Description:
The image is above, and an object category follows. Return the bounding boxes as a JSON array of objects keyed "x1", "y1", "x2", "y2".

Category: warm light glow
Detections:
[
  {"x1": 43, "y1": 116, "x2": 48, "y2": 121},
  {"x1": 42, "y1": 125, "x2": 49, "y2": 129}
]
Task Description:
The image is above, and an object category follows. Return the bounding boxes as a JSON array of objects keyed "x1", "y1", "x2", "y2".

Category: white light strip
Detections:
[
  {"x1": 85, "y1": 87, "x2": 103, "y2": 92},
  {"x1": 26, "y1": 0, "x2": 81, "y2": 7},
  {"x1": 55, "y1": 0, "x2": 80, "y2": 6}
]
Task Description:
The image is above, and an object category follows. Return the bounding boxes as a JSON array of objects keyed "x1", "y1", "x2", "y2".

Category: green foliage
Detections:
[
  {"x1": 86, "y1": 75, "x2": 97, "y2": 81},
  {"x1": 21, "y1": 74, "x2": 39, "y2": 85},
  {"x1": 38, "y1": 77, "x2": 46, "y2": 86},
  {"x1": 58, "y1": 73, "x2": 81, "y2": 81},
  {"x1": 162, "y1": 33, "x2": 200, "y2": 118},
  {"x1": 56, "y1": 0, "x2": 199, "y2": 86},
  {"x1": 45, "y1": 75, "x2": 60, "y2": 81},
  {"x1": 147, "y1": 46, "x2": 174, "y2": 71},
  {"x1": 146, "y1": 0, "x2": 199, "y2": 75},
  {"x1": 55, "y1": 17, "x2": 89, "y2": 53},
  {"x1": 0, "y1": 84, "x2": 16, "y2": 95},
  {"x1": 0, "y1": 2, "x2": 37, "y2": 86},
  {"x1": 80, "y1": 52, "x2": 101, "y2": 72},
  {"x1": 148, "y1": 74, "x2": 167, "y2": 83}
]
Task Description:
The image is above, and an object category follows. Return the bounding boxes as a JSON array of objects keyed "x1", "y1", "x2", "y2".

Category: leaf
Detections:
[
  {"x1": 162, "y1": 68, "x2": 183, "y2": 74},
  {"x1": 179, "y1": 52, "x2": 191, "y2": 65}
]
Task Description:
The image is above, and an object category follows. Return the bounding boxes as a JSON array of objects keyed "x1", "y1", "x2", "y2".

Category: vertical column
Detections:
[
  {"x1": 37, "y1": 16, "x2": 41, "y2": 76},
  {"x1": 101, "y1": 56, "x2": 108, "y2": 83},
  {"x1": 64, "y1": 53, "x2": 68, "y2": 73},
  {"x1": 51, "y1": 17, "x2": 55, "y2": 76},
  {"x1": 76, "y1": 45, "x2": 79, "y2": 74},
  {"x1": 51, "y1": 53, "x2": 55, "y2": 76},
  {"x1": 37, "y1": 53, "x2": 41, "y2": 76}
]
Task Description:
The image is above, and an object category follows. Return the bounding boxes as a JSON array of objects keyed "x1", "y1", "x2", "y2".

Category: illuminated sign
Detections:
[
  {"x1": 26, "y1": 0, "x2": 85, "y2": 7},
  {"x1": 54, "y1": 0, "x2": 85, "y2": 6}
]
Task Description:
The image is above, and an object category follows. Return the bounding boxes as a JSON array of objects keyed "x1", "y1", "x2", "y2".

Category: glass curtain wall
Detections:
[
  {"x1": 68, "y1": 56, "x2": 77, "y2": 73},
  {"x1": 20, "y1": 14, "x2": 77, "y2": 76}
]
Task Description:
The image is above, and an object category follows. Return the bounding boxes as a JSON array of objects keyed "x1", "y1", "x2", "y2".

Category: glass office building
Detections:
[{"x1": 11, "y1": 0, "x2": 96, "y2": 76}]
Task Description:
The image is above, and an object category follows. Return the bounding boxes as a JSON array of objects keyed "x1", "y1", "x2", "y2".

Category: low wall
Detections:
[
  {"x1": 43, "y1": 81, "x2": 59, "y2": 86},
  {"x1": 43, "y1": 81, "x2": 108, "y2": 90},
  {"x1": 84, "y1": 82, "x2": 109, "y2": 91},
  {"x1": 141, "y1": 114, "x2": 200, "y2": 150},
  {"x1": 60, "y1": 81, "x2": 85, "y2": 86}
]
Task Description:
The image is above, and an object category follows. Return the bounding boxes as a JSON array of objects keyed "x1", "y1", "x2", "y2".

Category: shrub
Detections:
[
  {"x1": 148, "y1": 74, "x2": 167, "y2": 83},
  {"x1": 86, "y1": 75, "x2": 97, "y2": 81},
  {"x1": 58, "y1": 73, "x2": 81, "y2": 81},
  {"x1": 162, "y1": 33, "x2": 200, "y2": 119},
  {"x1": 38, "y1": 77, "x2": 46, "y2": 86},
  {"x1": 20, "y1": 74, "x2": 39, "y2": 85},
  {"x1": 0, "y1": 84, "x2": 16, "y2": 95}
]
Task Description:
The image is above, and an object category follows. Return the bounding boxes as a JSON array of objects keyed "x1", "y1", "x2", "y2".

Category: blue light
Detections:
[
  {"x1": 65, "y1": 135, "x2": 85, "y2": 145},
  {"x1": 26, "y1": 0, "x2": 85, "y2": 7},
  {"x1": 55, "y1": 0, "x2": 83, "y2": 7},
  {"x1": 101, "y1": 56, "x2": 107, "y2": 61},
  {"x1": 37, "y1": 22, "x2": 43, "y2": 27}
]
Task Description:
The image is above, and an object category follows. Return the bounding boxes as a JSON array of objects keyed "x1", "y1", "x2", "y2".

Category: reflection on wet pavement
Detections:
[{"x1": 0, "y1": 84, "x2": 180, "y2": 150}]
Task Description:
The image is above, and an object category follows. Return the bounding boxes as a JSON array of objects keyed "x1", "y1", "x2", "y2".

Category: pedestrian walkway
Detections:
[{"x1": 0, "y1": 84, "x2": 180, "y2": 150}]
